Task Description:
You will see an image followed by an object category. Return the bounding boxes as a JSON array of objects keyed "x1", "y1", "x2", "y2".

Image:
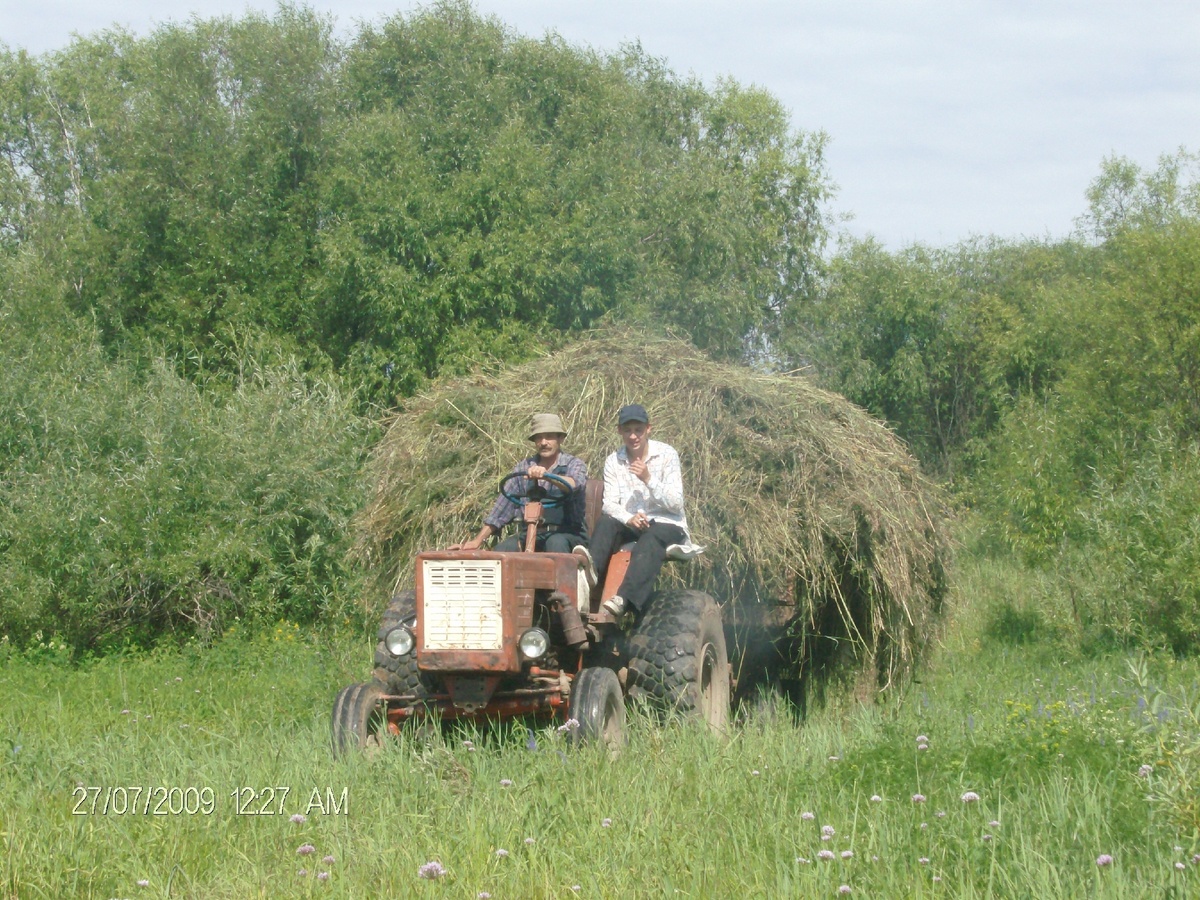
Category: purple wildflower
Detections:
[
  {"x1": 524, "y1": 837, "x2": 536, "y2": 845},
  {"x1": 818, "y1": 850, "x2": 836, "y2": 861},
  {"x1": 1096, "y1": 854, "x2": 1114, "y2": 868},
  {"x1": 1138, "y1": 764, "x2": 1153, "y2": 777},
  {"x1": 495, "y1": 849, "x2": 509, "y2": 858},
  {"x1": 839, "y1": 886, "x2": 852, "y2": 895},
  {"x1": 989, "y1": 820, "x2": 1000, "y2": 828},
  {"x1": 935, "y1": 810, "x2": 946, "y2": 818},
  {"x1": 499, "y1": 779, "x2": 513, "y2": 787},
  {"x1": 916, "y1": 734, "x2": 928, "y2": 743},
  {"x1": 298, "y1": 869, "x2": 308, "y2": 877},
  {"x1": 870, "y1": 795, "x2": 882, "y2": 803},
  {"x1": 822, "y1": 825, "x2": 836, "y2": 837},
  {"x1": 557, "y1": 718, "x2": 580, "y2": 734},
  {"x1": 912, "y1": 793, "x2": 926, "y2": 804},
  {"x1": 323, "y1": 855, "x2": 335, "y2": 864},
  {"x1": 601, "y1": 818, "x2": 612, "y2": 828},
  {"x1": 841, "y1": 850, "x2": 854, "y2": 859},
  {"x1": 920, "y1": 822, "x2": 927, "y2": 830},
  {"x1": 796, "y1": 857, "x2": 811, "y2": 864},
  {"x1": 752, "y1": 769, "x2": 761, "y2": 776},
  {"x1": 828, "y1": 755, "x2": 840, "y2": 762},
  {"x1": 317, "y1": 872, "x2": 330, "y2": 882},
  {"x1": 290, "y1": 813, "x2": 306, "y2": 824},
  {"x1": 297, "y1": 844, "x2": 316, "y2": 857},
  {"x1": 478, "y1": 893, "x2": 492, "y2": 899},
  {"x1": 918, "y1": 857, "x2": 930, "y2": 866},
  {"x1": 961, "y1": 791, "x2": 980, "y2": 803},
  {"x1": 801, "y1": 811, "x2": 816, "y2": 821},
  {"x1": 1176, "y1": 862, "x2": 1186, "y2": 871},
  {"x1": 418, "y1": 861, "x2": 447, "y2": 880},
  {"x1": 137, "y1": 880, "x2": 149, "y2": 887},
  {"x1": 982, "y1": 834, "x2": 993, "y2": 842}
]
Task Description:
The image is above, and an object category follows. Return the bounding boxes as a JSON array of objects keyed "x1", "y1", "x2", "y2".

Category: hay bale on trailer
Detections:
[{"x1": 355, "y1": 330, "x2": 950, "y2": 707}]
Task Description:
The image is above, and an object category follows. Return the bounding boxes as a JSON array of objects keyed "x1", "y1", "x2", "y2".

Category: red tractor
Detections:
[{"x1": 332, "y1": 472, "x2": 730, "y2": 753}]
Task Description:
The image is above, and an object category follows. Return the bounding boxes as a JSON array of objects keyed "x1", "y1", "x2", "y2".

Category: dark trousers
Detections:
[
  {"x1": 495, "y1": 531, "x2": 585, "y2": 554},
  {"x1": 588, "y1": 514, "x2": 686, "y2": 613}
]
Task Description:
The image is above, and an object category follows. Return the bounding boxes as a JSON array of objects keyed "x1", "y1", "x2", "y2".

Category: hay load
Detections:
[{"x1": 356, "y1": 330, "x2": 950, "y2": 704}]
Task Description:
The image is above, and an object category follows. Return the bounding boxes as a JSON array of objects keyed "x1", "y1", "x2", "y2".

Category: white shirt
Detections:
[{"x1": 601, "y1": 439, "x2": 689, "y2": 539}]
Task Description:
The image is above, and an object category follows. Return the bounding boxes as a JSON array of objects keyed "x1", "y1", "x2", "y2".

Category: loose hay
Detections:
[{"x1": 355, "y1": 329, "x2": 950, "y2": 700}]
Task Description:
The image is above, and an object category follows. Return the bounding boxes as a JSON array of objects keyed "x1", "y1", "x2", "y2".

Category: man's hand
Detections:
[
  {"x1": 628, "y1": 512, "x2": 650, "y2": 531},
  {"x1": 629, "y1": 458, "x2": 650, "y2": 483},
  {"x1": 528, "y1": 465, "x2": 546, "y2": 479}
]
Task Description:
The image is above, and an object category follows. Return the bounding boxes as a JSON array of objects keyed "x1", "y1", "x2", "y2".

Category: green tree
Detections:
[
  {"x1": 782, "y1": 236, "x2": 1094, "y2": 475},
  {"x1": 1078, "y1": 149, "x2": 1200, "y2": 242},
  {"x1": 316, "y1": 3, "x2": 830, "y2": 398}
]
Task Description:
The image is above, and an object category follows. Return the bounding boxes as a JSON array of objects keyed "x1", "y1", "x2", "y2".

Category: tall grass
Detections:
[{"x1": 3, "y1": 553, "x2": 1198, "y2": 898}]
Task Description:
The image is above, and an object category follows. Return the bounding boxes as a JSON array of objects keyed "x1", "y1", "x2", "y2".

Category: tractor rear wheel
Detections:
[
  {"x1": 626, "y1": 589, "x2": 730, "y2": 734},
  {"x1": 569, "y1": 666, "x2": 625, "y2": 755},
  {"x1": 372, "y1": 589, "x2": 436, "y2": 701},
  {"x1": 331, "y1": 681, "x2": 388, "y2": 755}
]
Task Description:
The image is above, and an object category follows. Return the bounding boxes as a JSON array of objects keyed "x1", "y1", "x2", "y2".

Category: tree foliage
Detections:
[
  {"x1": 784, "y1": 151, "x2": 1200, "y2": 653},
  {"x1": 0, "y1": 2, "x2": 832, "y2": 649},
  {"x1": 782, "y1": 236, "x2": 1095, "y2": 475},
  {"x1": 1, "y1": 1, "x2": 831, "y2": 404}
]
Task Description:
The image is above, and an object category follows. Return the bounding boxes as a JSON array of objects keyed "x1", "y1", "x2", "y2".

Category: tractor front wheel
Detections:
[
  {"x1": 569, "y1": 666, "x2": 625, "y2": 755},
  {"x1": 331, "y1": 681, "x2": 388, "y2": 756}
]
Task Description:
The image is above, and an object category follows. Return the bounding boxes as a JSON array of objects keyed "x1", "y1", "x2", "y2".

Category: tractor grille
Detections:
[{"x1": 421, "y1": 559, "x2": 504, "y2": 650}]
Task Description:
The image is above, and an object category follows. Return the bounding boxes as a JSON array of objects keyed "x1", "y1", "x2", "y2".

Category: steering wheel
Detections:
[{"x1": 499, "y1": 471, "x2": 574, "y2": 508}]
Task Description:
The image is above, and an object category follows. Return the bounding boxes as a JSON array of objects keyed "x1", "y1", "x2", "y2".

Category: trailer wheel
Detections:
[
  {"x1": 372, "y1": 589, "x2": 435, "y2": 701},
  {"x1": 331, "y1": 681, "x2": 388, "y2": 755},
  {"x1": 570, "y1": 666, "x2": 625, "y2": 755},
  {"x1": 626, "y1": 589, "x2": 730, "y2": 734}
]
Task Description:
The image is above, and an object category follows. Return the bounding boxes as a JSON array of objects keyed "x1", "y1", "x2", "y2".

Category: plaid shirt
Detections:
[
  {"x1": 483, "y1": 451, "x2": 588, "y2": 535},
  {"x1": 601, "y1": 439, "x2": 689, "y2": 538}
]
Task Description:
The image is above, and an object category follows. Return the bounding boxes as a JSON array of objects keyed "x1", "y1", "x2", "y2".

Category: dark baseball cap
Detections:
[{"x1": 617, "y1": 403, "x2": 649, "y2": 426}]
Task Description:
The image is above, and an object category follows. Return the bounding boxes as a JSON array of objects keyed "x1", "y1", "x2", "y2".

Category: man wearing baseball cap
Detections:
[
  {"x1": 450, "y1": 413, "x2": 589, "y2": 553},
  {"x1": 573, "y1": 403, "x2": 694, "y2": 620}
]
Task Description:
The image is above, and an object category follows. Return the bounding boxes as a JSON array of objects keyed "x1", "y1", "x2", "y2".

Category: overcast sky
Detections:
[{"x1": 4, "y1": 1, "x2": 1198, "y2": 249}]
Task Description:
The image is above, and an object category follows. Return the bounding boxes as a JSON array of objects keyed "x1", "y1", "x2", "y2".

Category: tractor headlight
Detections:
[
  {"x1": 518, "y1": 627, "x2": 550, "y2": 660},
  {"x1": 384, "y1": 625, "x2": 415, "y2": 658}
]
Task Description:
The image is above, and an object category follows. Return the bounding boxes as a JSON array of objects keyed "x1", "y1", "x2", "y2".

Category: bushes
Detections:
[
  {"x1": 1077, "y1": 442, "x2": 1200, "y2": 652},
  {"x1": 0, "y1": 283, "x2": 371, "y2": 651}
]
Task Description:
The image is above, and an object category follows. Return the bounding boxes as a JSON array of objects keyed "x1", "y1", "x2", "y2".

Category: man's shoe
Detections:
[
  {"x1": 573, "y1": 545, "x2": 598, "y2": 588},
  {"x1": 602, "y1": 594, "x2": 626, "y2": 616}
]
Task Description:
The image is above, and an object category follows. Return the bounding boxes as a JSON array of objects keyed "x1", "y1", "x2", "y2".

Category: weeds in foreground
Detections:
[{"x1": 2, "y1": 614, "x2": 1198, "y2": 898}]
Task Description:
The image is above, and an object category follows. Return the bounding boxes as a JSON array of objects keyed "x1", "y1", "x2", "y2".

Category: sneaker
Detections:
[
  {"x1": 602, "y1": 594, "x2": 626, "y2": 616},
  {"x1": 573, "y1": 545, "x2": 598, "y2": 587}
]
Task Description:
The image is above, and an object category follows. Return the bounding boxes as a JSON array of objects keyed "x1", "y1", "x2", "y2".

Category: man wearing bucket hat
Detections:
[
  {"x1": 573, "y1": 403, "x2": 699, "y2": 620},
  {"x1": 449, "y1": 413, "x2": 589, "y2": 553}
]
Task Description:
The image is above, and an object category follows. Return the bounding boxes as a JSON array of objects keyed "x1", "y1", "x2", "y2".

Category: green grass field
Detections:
[{"x1": 3, "y1": 558, "x2": 1198, "y2": 899}]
